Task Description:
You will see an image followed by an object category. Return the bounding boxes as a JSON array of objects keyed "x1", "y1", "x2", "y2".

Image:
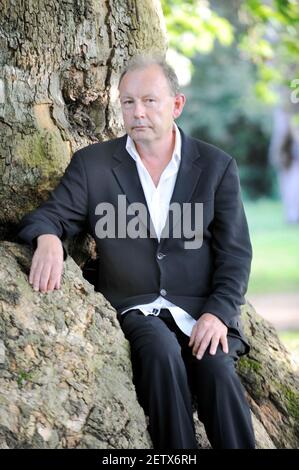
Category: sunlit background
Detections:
[{"x1": 162, "y1": 0, "x2": 299, "y2": 368}]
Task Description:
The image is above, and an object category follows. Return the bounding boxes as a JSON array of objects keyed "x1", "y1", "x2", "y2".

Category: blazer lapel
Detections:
[
  {"x1": 160, "y1": 129, "x2": 202, "y2": 242},
  {"x1": 112, "y1": 137, "x2": 158, "y2": 239}
]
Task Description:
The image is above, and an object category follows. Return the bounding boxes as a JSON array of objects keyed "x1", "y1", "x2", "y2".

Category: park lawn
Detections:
[
  {"x1": 278, "y1": 330, "x2": 299, "y2": 369},
  {"x1": 243, "y1": 198, "x2": 299, "y2": 295},
  {"x1": 243, "y1": 198, "x2": 299, "y2": 359}
]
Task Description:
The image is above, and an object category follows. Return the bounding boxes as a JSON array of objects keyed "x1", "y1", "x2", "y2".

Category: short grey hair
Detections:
[{"x1": 118, "y1": 53, "x2": 180, "y2": 96}]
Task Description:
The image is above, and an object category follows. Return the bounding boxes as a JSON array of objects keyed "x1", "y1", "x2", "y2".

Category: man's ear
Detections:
[{"x1": 173, "y1": 94, "x2": 186, "y2": 119}]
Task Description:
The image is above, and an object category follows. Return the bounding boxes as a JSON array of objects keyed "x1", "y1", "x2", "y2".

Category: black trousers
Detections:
[{"x1": 119, "y1": 308, "x2": 255, "y2": 449}]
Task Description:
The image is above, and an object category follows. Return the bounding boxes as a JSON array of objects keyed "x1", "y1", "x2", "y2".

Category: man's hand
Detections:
[
  {"x1": 188, "y1": 313, "x2": 228, "y2": 360},
  {"x1": 29, "y1": 234, "x2": 64, "y2": 293}
]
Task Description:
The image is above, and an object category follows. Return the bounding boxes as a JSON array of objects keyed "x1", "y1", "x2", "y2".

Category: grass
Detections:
[
  {"x1": 243, "y1": 198, "x2": 299, "y2": 362},
  {"x1": 278, "y1": 330, "x2": 299, "y2": 370},
  {"x1": 279, "y1": 330, "x2": 299, "y2": 349},
  {"x1": 244, "y1": 198, "x2": 299, "y2": 295}
]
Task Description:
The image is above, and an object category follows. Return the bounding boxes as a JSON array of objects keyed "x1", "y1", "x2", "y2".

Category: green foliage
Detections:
[
  {"x1": 162, "y1": 0, "x2": 299, "y2": 198},
  {"x1": 162, "y1": 1, "x2": 299, "y2": 197},
  {"x1": 238, "y1": 0, "x2": 299, "y2": 102},
  {"x1": 239, "y1": 165, "x2": 277, "y2": 200},
  {"x1": 161, "y1": 0, "x2": 234, "y2": 55},
  {"x1": 177, "y1": 42, "x2": 273, "y2": 198},
  {"x1": 245, "y1": 0, "x2": 299, "y2": 25},
  {"x1": 162, "y1": 0, "x2": 299, "y2": 102}
]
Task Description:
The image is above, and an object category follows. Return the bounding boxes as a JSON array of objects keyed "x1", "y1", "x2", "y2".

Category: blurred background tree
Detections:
[
  {"x1": 162, "y1": 0, "x2": 299, "y2": 366},
  {"x1": 163, "y1": 0, "x2": 299, "y2": 201}
]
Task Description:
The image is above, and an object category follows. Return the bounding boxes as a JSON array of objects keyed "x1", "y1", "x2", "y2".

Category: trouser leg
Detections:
[
  {"x1": 157, "y1": 310, "x2": 255, "y2": 449},
  {"x1": 119, "y1": 309, "x2": 198, "y2": 449},
  {"x1": 186, "y1": 337, "x2": 256, "y2": 449}
]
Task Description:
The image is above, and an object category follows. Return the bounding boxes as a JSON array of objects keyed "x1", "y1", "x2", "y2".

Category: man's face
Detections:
[{"x1": 118, "y1": 64, "x2": 185, "y2": 144}]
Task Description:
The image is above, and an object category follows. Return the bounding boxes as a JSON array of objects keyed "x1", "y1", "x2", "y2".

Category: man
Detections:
[{"x1": 17, "y1": 54, "x2": 255, "y2": 449}]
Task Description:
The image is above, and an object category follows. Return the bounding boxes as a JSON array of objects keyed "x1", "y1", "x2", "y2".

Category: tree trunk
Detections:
[
  {"x1": 1, "y1": 0, "x2": 298, "y2": 450},
  {"x1": 268, "y1": 102, "x2": 299, "y2": 224},
  {"x1": 0, "y1": 241, "x2": 298, "y2": 449},
  {"x1": 0, "y1": 0, "x2": 167, "y2": 240},
  {"x1": 238, "y1": 301, "x2": 299, "y2": 449},
  {"x1": 0, "y1": 241, "x2": 152, "y2": 449}
]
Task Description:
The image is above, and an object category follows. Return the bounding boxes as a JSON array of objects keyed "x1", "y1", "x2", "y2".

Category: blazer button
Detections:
[
  {"x1": 160, "y1": 289, "x2": 167, "y2": 296},
  {"x1": 157, "y1": 252, "x2": 165, "y2": 260}
]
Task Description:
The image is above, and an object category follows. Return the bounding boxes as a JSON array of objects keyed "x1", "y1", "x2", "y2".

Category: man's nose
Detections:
[{"x1": 133, "y1": 101, "x2": 146, "y2": 118}]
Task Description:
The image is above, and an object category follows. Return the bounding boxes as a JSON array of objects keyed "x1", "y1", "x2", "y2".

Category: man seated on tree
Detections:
[{"x1": 18, "y1": 53, "x2": 255, "y2": 449}]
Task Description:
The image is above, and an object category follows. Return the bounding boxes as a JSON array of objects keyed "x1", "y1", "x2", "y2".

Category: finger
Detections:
[
  {"x1": 196, "y1": 333, "x2": 213, "y2": 360},
  {"x1": 39, "y1": 264, "x2": 52, "y2": 292},
  {"x1": 29, "y1": 265, "x2": 35, "y2": 285},
  {"x1": 47, "y1": 264, "x2": 63, "y2": 291},
  {"x1": 220, "y1": 335, "x2": 229, "y2": 354},
  {"x1": 31, "y1": 263, "x2": 43, "y2": 291},
  {"x1": 29, "y1": 266, "x2": 35, "y2": 285},
  {"x1": 192, "y1": 329, "x2": 205, "y2": 355},
  {"x1": 209, "y1": 335, "x2": 220, "y2": 355},
  {"x1": 55, "y1": 263, "x2": 64, "y2": 289},
  {"x1": 189, "y1": 326, "x2": 197, "y2": 347},
  {"x1": 29, "y1": 256, "x2": 39, "y2": 285},
  {"x1": 47, "y1": 275, "x2": 57, "y2": 291}
]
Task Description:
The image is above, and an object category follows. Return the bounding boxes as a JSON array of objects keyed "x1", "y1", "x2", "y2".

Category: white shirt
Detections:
[{"x1": 121, "y1": 123, "x2": 197, "y2": 337}]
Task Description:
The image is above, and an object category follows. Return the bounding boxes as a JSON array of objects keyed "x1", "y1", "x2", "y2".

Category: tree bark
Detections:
[
  {"x1": 238, "y1": 301, "x2": 299, "y2": 449},
  {"x1": 1, "y1": 0, "x2": 298, "y2": 450},
  {"x1": 0, "y1": 242, "x2": 298, "y2": 449},
  {"x1": 0, "y1": 0, "x2": 167, "y2": 240},
  {"x1": 0, "y1": 241, "x2": 152, "y2": 449}
]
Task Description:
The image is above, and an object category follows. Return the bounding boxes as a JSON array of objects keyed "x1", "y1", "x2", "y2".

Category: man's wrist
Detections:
[{"x1": 37, "y1": 234, "x2": 61, "y2": 244}]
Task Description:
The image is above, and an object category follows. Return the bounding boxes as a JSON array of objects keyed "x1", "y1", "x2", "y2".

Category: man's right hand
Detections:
[{"x1": 29, "y1": 234, "x2": 64, "y2": 292}]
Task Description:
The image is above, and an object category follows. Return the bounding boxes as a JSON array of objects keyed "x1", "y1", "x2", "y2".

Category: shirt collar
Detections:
[{"x1": 126, "y1": 123, "x2": 181, "y2": 169}]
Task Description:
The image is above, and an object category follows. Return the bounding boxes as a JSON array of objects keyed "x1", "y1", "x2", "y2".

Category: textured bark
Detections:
[
  {"x1": 238, "y1": 301, "x2": 299, "y2": 449},
  {"x1": 0, "y1": 0, "x2": 167, "y2": 239},
  {"x1": 1, "y1": 0, "x2": 298, "y2": 451},
  {"x1": 0, "y1": 242, "x2": 298, "y2": 449},
  {"x1": 0, "y1": 242, "x2": 151, "y2": 449}
]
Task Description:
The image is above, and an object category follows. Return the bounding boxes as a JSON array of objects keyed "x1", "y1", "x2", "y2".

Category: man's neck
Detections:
[{"x1": 135, "y1": 128, "x2": 176, "y2": 166}]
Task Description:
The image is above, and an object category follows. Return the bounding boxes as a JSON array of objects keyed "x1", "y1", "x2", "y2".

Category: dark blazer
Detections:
[{"x1": 17, "y1": 128, "x2": 252, "y2": 351}]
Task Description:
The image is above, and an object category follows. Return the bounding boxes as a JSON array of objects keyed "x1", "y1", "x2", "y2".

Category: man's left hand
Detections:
[{"x1": 188, "y1": 313, "x2": 228, "y2": 360}]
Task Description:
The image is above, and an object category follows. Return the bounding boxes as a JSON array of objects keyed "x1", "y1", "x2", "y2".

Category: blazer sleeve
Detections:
[
  {"x1": 200, "y1": 157, "x2": 252, "y2": 326},
  {"x1": 17, "y1": 150, "x2": 88, "y2": 259}
]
